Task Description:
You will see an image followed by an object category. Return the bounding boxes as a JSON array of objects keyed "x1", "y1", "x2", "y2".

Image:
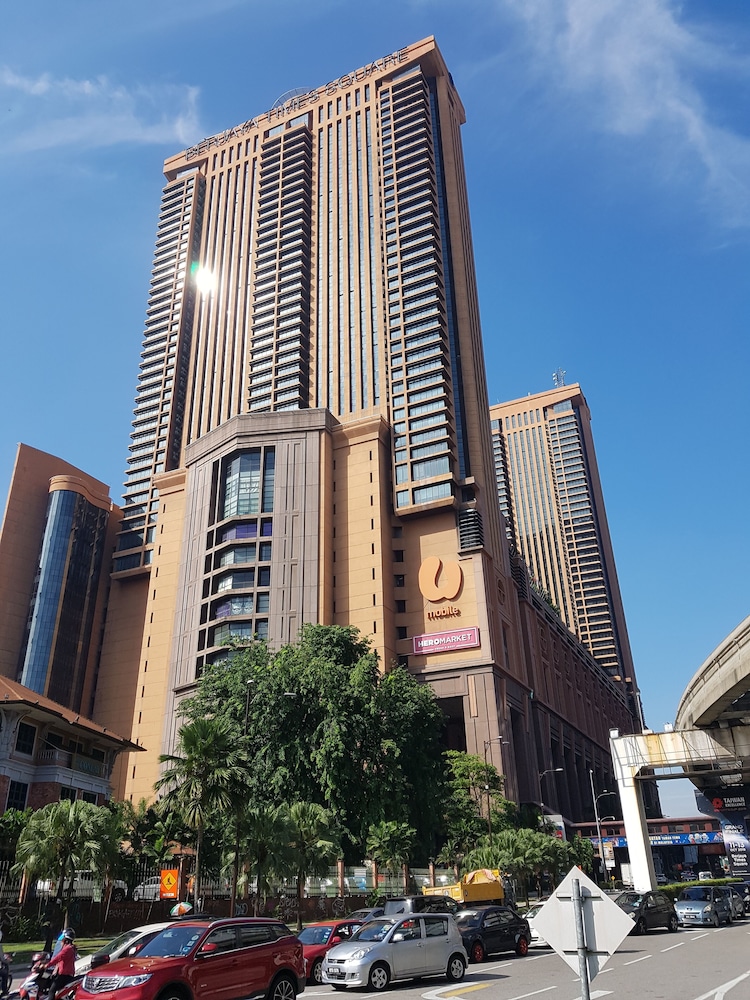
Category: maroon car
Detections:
[
  {"x1": 297, "y1": 920, "x2": 363, "y2": 984},
  {"x1": 76, "y1": 917, "x2": 305, "y2": 1000}
]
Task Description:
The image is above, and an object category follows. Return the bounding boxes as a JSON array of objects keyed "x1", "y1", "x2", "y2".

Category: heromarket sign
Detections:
[{"x1": 413, "y1": 627, "x2": 480, "y2": 655}]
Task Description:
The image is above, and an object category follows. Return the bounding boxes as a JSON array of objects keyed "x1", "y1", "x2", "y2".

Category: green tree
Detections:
[
  {"x1": 230, "y1": 803, "x2": 292, "y2": 915},
  {"x1": 566, "y1": 833, "x2": 594, "y2": 875},
  {"x1": 0, "y1": 808, "x2": 32, "y2": 861},
  {"x1": 156, "y1": 716, "x2": 249, "y2": 907},
  {"x1": 14, "y1": 800, "x2": 102, "y2": 927},
  {"x1": 179, "y1": 625, "x2": 446, "y2": 861},
  {"x1": 285, "y1": 802, "x2": 340, "y2": 931},
  {"x1": 366, "y1": 820, "x2": 415, "y2": 890}
]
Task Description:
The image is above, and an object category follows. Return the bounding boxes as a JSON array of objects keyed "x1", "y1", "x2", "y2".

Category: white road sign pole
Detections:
[{"x1": 572, "y1": 879, "x2": 591, "y2": 1000}]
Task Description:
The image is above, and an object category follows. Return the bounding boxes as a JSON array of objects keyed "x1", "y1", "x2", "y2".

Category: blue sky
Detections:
[{"x1": 2, "y1": 1, "x2": 748, "y2": 816}]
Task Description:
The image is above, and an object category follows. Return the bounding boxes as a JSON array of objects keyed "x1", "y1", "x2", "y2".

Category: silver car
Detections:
[
  {"x1": 718, "y1": 885, "x2": 746, "y2": 920},
  {"x1": 675, "y1": 886, "x2": 732, "y2": 927},
  {"x1": 322, "y1": 914, "x2": 467, "y2": 991}
]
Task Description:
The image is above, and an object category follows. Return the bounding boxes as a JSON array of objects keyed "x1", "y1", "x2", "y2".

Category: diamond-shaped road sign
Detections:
[{"x1": 530, "y1": 866, "x2": 634, "y2": 982}]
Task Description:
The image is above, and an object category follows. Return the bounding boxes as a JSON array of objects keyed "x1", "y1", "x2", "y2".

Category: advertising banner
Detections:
[
  {"x1": 695, "y1": 788, "x2": 750, "y2": 878},
  {"x1": 412, "y1": 627, "x2": 480, "y2": 655}
]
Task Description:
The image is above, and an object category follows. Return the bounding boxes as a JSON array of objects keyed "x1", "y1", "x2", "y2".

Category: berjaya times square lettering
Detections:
[{"x1": 185, "y1": 47, "x2": 410, "y2": 161}]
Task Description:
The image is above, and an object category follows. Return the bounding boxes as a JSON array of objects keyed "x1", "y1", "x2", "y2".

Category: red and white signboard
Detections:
[{"x1": 413, "y1": 627, "x2": 480, "y2": 655}]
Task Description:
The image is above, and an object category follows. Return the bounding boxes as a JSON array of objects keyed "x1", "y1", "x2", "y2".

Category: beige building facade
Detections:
[
  {"x1": 10, "y1": 38, "x2": 636, "y2": 822},
  {"x1": 489, "y1": 384, "x2": 642, "y2": 725}
]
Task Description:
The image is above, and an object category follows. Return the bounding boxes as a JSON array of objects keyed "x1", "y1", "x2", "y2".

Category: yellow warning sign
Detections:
[{"x1": 160, "y1": 869, "x2": 179, "y2": 899}]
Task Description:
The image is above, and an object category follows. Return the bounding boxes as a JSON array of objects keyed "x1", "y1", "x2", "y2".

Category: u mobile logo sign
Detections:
[{"x1": 418, "y1": 556, "x2": 463, "y2": 602}]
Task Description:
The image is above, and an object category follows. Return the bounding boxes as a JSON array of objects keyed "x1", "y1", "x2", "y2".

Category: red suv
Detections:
[{"x1": 76, "y1": 918, "x2": 305, "y2": 1000}]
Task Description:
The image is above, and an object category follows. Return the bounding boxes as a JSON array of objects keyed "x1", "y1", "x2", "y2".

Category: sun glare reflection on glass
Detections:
[{"x1": 194, "y1": 266, "x2": 216, "y2": 295}]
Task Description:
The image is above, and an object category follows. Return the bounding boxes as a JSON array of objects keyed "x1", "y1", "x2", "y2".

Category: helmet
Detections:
[{"x1": 62, "y1": 929, "x2": 75, "y2": 941}]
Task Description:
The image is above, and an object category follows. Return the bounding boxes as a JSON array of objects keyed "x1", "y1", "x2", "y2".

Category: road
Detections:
[{"x1": 308, "y1": 923, "x2": 750, "y2": 1000}]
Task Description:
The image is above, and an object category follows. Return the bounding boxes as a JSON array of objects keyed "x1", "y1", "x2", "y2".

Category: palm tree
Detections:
[
  {"x1": 286, "y1": 802, "x2": 339, "y2": 931},
  {"x1": 14, "y1": 800, "x2": 101, "y2": 927},
  {"x1": 237, "y1": 803, "x2": 292, "y2": 915},
  {"x1": 366, "y1": 820, "x2": 415, "y2": 891},
  {"x1": 156, "y1": 716, "x2": 249, "y2": 908}
]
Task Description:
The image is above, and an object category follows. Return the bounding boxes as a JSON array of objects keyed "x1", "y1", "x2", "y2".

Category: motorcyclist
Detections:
[{"x1": 48, "y1": 929, "x2": 76, "y2": 997}]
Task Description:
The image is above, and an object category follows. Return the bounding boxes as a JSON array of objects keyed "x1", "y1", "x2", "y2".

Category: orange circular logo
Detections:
[{"x1": 418, "y1": 556, "x2": 463, "y2": 602}]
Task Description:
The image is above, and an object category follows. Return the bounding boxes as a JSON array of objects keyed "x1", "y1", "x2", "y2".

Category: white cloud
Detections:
[
  {"x1": 495, "y1": 0, "x2": 750, "y2": 228},
  {"x1": 0, "y1": 67, "x2": 203, "y2": 154}
]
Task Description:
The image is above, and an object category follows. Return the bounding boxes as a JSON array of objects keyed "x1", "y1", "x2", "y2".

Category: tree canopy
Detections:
[{"x1": 179, "y1": 625, "x2": 446, "y2": 860}]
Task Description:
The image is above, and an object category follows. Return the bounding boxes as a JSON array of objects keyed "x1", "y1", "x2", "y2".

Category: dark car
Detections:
[
  {"x1": 76, "y1": 917, "x2": 305, "y2": 1000},
  {"x1": 383, "y1": 896, "x2": 459, "y2": 916},
  {"x1": 454, "y1": 905, "x2": 530, "y2": 961},
  {"x1": 615, "y1": 890, "x2": 679, "y2": 935}
]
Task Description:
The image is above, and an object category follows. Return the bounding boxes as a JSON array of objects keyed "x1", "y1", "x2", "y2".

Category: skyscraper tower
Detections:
[
  {"x1": 489, "y1": 383, "x2": 643, "y2": 723},
  {"x1": 93, "y1": 37, "x2": 524, "y2": 801}
]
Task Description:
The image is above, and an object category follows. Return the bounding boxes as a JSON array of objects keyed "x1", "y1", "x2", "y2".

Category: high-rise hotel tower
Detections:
[
  {"x1": 489, "y1": 384, "x2": 643, "y2": 724},
  {"x1": 89, "y1": 38, "x2": 636, "y2": 809}
]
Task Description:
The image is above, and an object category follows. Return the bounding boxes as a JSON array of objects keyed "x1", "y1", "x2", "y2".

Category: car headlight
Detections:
[
  {"x1": 702, "y1": 907, "x2": 712, "y2": 916},
  {"x1": 117, "y1": 975, "x2": 153, "y2": 988},
  {"x1": 350, "y1": 949, "x2": 370, "y2": 960}
]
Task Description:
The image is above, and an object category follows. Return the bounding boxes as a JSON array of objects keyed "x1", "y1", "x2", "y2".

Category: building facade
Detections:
[
  {"x1": 0, "y1": 444, "x2": 119, "y2": 716},
  {"x1": 0, "y1": 676, "x2": 139, "y2": 814},
  {"x1": 489, "y1": 384, "x2": 642, "y2": 724},
  {"x1": 72, "y1": 38, "x2": 642, "y2": 821}
]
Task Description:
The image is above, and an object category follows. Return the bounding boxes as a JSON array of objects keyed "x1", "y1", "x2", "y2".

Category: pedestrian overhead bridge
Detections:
[{"x1": 609, "y1": 614, "x2": 750, "y2": 891}]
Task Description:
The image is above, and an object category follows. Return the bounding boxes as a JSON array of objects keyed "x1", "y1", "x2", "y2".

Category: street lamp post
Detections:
[
  {"x1": 538, "y1": 767, "x2": 564, "y2": 821},
  {"x1": 589, "y1": 769, "x2": 616, "y2": 885},
  {"x1": 483, "y1": 738, "x2": 509, "y2": 847}
]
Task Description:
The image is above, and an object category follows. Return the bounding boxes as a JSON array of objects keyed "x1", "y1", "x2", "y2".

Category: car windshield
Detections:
[
  {"x1": 525, "y1": 905, "x2": 542, "y2": 919},
  {"x1": 351, "y1": 920, "x2": 394, "y2": 942},
  {"x1": 454, "y1": 911, "x2": 482, "y2": 927},
  {"x1": 137, "y1": 925, "x2": 206, "y2": 957},
  {"x1": 298, "y1": 926, "x2": 333, "y2": 945},
  {"x1": 97, "y1": 930, "x2": 142, "y2": 957},
  {"x1": 616, "y1": 892, "x2": 642, "y2": 906},
  {"x1": 679, "y1": 888, "x2": 711, "y2": 902}
]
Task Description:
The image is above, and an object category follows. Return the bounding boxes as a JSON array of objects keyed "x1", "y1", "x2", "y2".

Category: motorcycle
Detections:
[
  {"x1": 18, "y1": 950, "x2": 82, "y2": 1000},
  {"x1": 18, "y1": 951, "x2": 50, "y2": 1000}
]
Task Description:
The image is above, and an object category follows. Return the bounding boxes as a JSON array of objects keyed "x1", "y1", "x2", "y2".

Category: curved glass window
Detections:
[
  {"x1": 215, "y1": 570, "x2": 255, "y2": 592},
  {"x1": 218, "y1": 545, "x2": 256, "y2": 566},
  {"x1": 214, "y1": 596, "x2": 254, "y2": 618}
]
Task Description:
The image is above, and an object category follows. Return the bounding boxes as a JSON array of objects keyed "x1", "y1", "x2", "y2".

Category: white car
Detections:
[
  {"x1": 524, "y1": 904, "x2": 548, "y2": 947},
  {"x1": 37, "y1": 870, "x2": 128, "y2": 902},
  {"x1": 132, "y1": 876, "x2": 162, "y2": 901},
  {"x1": 74, "y1": 922, "x2": 172, "y2": 975}
]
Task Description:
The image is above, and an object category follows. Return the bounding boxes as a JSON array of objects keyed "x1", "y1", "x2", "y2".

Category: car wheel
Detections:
[
  {"x1": 310, "y1": 959, "x2": 323, "y2": 985},
  {"x1": 133, "y1": 891, "x2": 141, "y2": 902},
  {"x1": 712, "y1": 912, "x2": 720, "y2": 928},
  {"x1": 667, "y1": 914, "x2": 678, "y2": 932},
  {"x1": 515, "y1": 936, "x2": 529, "y2": 957},
  {"x1": 268, "y1": 974, "x2": 296, "y2": 1000},
  {"x1": 726, "y1": 912, "x2": 733, "y2": 925},
  {"x1": 634, "y1": 918, "x2": 647, "y2": 936},
  {"x1": 446, "y1": 954, "x2": 466, "y2": 982},
  {"x1": 470, "y1": 941, "x2": 485, "y2": 963},
  {"x1": 155, "y1": 989, "x2": 189, "y2": 1000},
  {"x1": 112, "y1": 889, "x2": 126, "y2": 903},
  {"x1": 368, "y1": 963, "x2": 390, "y2": 992}
]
